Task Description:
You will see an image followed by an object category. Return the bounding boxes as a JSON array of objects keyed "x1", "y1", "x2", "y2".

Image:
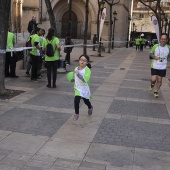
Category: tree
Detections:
[
  {"x1": 138, "y1": 0, "x2": 167, "y2": 35},
  {"x1": 44, "y1": 0, "x2": 57, "y2": 35},
  {"x1": 104, "y1": 0, "x2": 120, "y2": 53},
  {"x1": 0, "y1": 0, "x2": 12, "y2": 94},
  {"x1": 83, "y1": 0, "x2": 89, "y2": 55}
]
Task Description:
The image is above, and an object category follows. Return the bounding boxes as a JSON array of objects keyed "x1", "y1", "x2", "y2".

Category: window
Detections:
[{"x1": 139, "y1": 14, "x2": 144, "y2": 19}]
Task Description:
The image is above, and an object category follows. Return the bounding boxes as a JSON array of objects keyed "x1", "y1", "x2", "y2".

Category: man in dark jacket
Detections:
[
  {"x1": 27, "y1": 16, "x2": 37, "y2": 34},
  {"x1": 64, "y1": 33, "x2": 73, "y2": 65}
]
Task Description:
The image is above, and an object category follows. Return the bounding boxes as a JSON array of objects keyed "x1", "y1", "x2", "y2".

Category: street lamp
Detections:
[
  {"x1": 132, "y1": 23, "x2": 136, "y2": 41},
  {"x1": 126, "y1": 15, "x2": 131, "y2": 48},
  {"x1": 112, "y1": 11, "x2": 117, "y2": 49}
]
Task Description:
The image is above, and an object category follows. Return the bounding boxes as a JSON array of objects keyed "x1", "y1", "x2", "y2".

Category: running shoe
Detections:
[
  {"x1": 149, "y1": 84, "x2": 154, "y2": 91},
  {"x1": 149, "y1": 86, "x2": 153, "y2": 91},
  {"x1": 88, "y1": 106, "x2": 93, "y2": 116},
  {"x1": 26, "y1": 72, "x2": 30, "y2": 76},
  {"x1": 154, "y1": 92, "x2": 159, "y2": 98},
  {"x1": 73, "y1": 114, "x2": 79, "y2": 121}
]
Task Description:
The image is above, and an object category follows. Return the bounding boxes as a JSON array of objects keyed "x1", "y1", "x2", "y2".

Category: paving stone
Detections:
[
  {"x1": 25, "y1": 159, "x2": 53, "y2": 169},
  {"x1": 116, "y1": 88, "x2": 163, "y2": 100},
  {"x1": 106, "y1": 165, "x2": 133, "y2": 170},
  {"x1": 50, "y1": 166, "x2": 74, "y2": 170},
  {"x1": 133, "y1": 148, "x2": 170, "y2": 170},
  {"x1": 54, "y1": 158, "x2": 80, "y2": 169},
  {"x1": 79, "y1": 161, "x2": 106, "y2": 170},
  {"x1": 127, "y1": 70, "x2": 150, "y2": 75},
  {"x1": 21, "y1": 165, "x2": 43, "y2": 170},
  {"x1": 90, "y1": 77, "x2": 106, "y2": 85},
  {"x1": 6, "y1": 151, "x2": 33, "y2": 162},
  {"x1": 0, "y1": 108, "x2": 71, "y2": 137},
  {"x1": 108, "y1": 99, "x2": 169, "y2": 119},
  {"x1": 0, "y1": 154, "x2": 7, "y2": 161},
  {"x1": 0, "y1": 156, "x2": 25, "y2": 168},
  {"x1": 38, "y1": 138, "x2": 90, "y2": 161},
  {"x1": 0, "y1": 148, "x2": 12, "y2": 155},
  {"x1": 0, "y1": 165, "x2": 20, "y2": 170},
  {"x1": 93, "y1": 118, "x2": 170, "y2": 152},
  {"x1": 84, "y1": 143, "x2": 134, "y2": 167},
  {"x1": 129, "y1": 66, "x2": 150, "y2": 72},
  {"x1": 124, "y1": 74, "x2": 150, "y2": 81},
  {"x1": 31, "y1": 154, "x2": 57, "y2": 163},
  {"x1": 0, "y1": 133, "x2": 48, "y2": 154},
  {"x1": 24, "y1": 93, "x2": 75, "y2": 109},
  {"x1": 92, "y1": 66, "x2": 115, "y2": 72},
  {"x1": 121, "y1": 80, "x2": 149, "y2": 89},
  {"x1": 91, "y1": 71, "x2": 111, "y2": 78}
]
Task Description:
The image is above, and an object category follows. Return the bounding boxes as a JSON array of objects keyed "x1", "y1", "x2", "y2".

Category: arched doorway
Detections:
[{"x1": 61, "y1": 11, "x2": 78, "y2": 39}]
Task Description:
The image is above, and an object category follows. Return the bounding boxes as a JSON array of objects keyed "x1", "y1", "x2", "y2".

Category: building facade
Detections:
[
  {"x1": 132, "y1": 0, "x2": 170, "y2": 41},
  {"x1": 10, "y1": 0, "x2": 133, "y2": 47}
]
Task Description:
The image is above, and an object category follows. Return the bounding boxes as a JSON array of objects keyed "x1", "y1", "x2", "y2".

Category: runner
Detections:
[
  {"x1": 72, "y1": 54, "x2": 93, "y2": 121},
  {"x1": 149, "y1": 34, "x2": 170, "y2": 98}
]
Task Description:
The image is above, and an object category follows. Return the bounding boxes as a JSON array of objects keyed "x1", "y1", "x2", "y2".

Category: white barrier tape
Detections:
[
  {"x1": 0, "y1": 40, "x2": 129, "y2": 54},
  {"x1": 0, "y1": 50, "x2": 6, "y2": 54},
  {"x1": 0, "y1": 47, "x2": 33, "y2": 53}
]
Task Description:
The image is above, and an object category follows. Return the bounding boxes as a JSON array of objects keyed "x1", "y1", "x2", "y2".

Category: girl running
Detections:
[{"x1": 73, "y1": 54, "x2": 93, "y2": 121}]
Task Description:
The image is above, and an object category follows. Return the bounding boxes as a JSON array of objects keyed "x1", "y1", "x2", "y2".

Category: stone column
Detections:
[
  {"x1": 13, "y1": 0, "x2": 18, "y2": 32},
  {"x1": 18, "y1": 0, "x2": 24, "y2": 32}
]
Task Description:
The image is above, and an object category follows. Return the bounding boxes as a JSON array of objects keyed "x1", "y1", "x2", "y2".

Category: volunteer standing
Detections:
[{"x1": 42, "y1": 28, "x2": 61, "y2": 88}]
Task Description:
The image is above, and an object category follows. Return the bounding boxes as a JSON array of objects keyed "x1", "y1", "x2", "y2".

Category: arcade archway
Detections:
[{"x1": 61, "y1": 11, "x2": 78, "y2": 38}]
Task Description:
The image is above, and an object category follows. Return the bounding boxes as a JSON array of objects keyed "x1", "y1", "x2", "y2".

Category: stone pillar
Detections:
[
  {"x1": 13, "y1": 0, "x2": 18, "y2": 32},
  {"x1": 18, "y1": 0, "x2": 23, "y2": 32}
]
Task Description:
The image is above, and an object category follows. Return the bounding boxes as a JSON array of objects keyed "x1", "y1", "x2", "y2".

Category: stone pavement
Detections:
[{"x1": 0, "y1": 46, "x2": 170, "y2": 170}]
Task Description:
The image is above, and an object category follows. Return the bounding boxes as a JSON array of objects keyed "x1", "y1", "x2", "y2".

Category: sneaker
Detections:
[
  {"x1": 66, "y1": 63, "x2": 70, "y2": 71},
  {"x1": 53, "y1": 84, "x2": 56, "y2": 88},
  {"x1": 26, "y1": 72, "x2": 30, "y2": 76},
  {"x1": 88, "y1": 106, "x2": 93, "y2": 116},
  {"x1": 31, "y1": 79, "x2": 38, "y2": 82},
  {"x1": 154, "y1": 92, "x2": 159, "y2": 98},
  {"x1": 10, "y1": 75, "x2": 19, "y2": 78},
  {"x1": 47, "y1": 84, "x2": 51, "y2": 88},
  {"x1": 149, "y1": 84, "x2": 154, "y2": 91},
  {"x1": 73, "y1": 114, "x2": 79, "y2": 121},
  {"x1": 149, "y1": 86, "x2": 153, "y2": 91}
]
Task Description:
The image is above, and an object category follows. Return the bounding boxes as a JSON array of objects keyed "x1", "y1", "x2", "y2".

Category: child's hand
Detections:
[
  {"x1": 155, "y1": 56, "x2": 159, "y2": 60},
  {"x1": 75, "y1": 70, "x2": 78, "y2": 75}
]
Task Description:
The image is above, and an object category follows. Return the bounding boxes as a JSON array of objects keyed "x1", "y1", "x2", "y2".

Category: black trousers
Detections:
[
  {"x1": 46, "y1": 60, "x2": 59, "y2": 86},
  {"x1": 136, "y1": 45, "x2": 140, "y2": 51},
  {"x1": 30, "y1": 54, "x2": 38, "y2": 80},
  {"x1": 74, "y1": 96, "x2": 92, "y2": 114},
  {"x1": 140, "y1": 44, "x2": 144, "y2": 51},
  {"x1": 5, "y1": 52, "x2": 17, "y2": 77},
  {"x1": 93, "y1": 43, "x2": 96, "y2": 51},
  {"x1": 65, "y1": 52, "x2": 70, "y2": 64}
]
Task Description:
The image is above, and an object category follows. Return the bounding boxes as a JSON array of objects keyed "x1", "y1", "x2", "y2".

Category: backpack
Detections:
[
  {"x1": 26, "y1": 36, "x2": 32, "y2": 51},
  {"x1": 46, "y1": 39, "x2": 54, "y2": 57}
]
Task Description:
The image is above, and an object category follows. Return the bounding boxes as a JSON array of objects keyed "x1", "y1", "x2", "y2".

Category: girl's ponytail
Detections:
[{"x1": 86, "y1": 63, "x2": 92, "y2": 69}]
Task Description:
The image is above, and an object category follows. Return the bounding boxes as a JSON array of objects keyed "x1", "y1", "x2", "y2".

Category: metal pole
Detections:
[
  {"x1": 68, "y1": 0, "x2": 72, "y2": 34},
  {"x1": 112, "y1": 18, "x2": 115, "y2": 49},
  {"x1": 126, "y1": 19, "x2": 130, "y2": 48},
  {"x1": 108, "y1": 4, "x2": 112, "y2": 53}
]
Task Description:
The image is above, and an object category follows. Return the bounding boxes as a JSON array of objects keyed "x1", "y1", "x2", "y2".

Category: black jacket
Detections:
[{"x1": 27, "y1": 20, "x2": 37, "y2": 34}]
